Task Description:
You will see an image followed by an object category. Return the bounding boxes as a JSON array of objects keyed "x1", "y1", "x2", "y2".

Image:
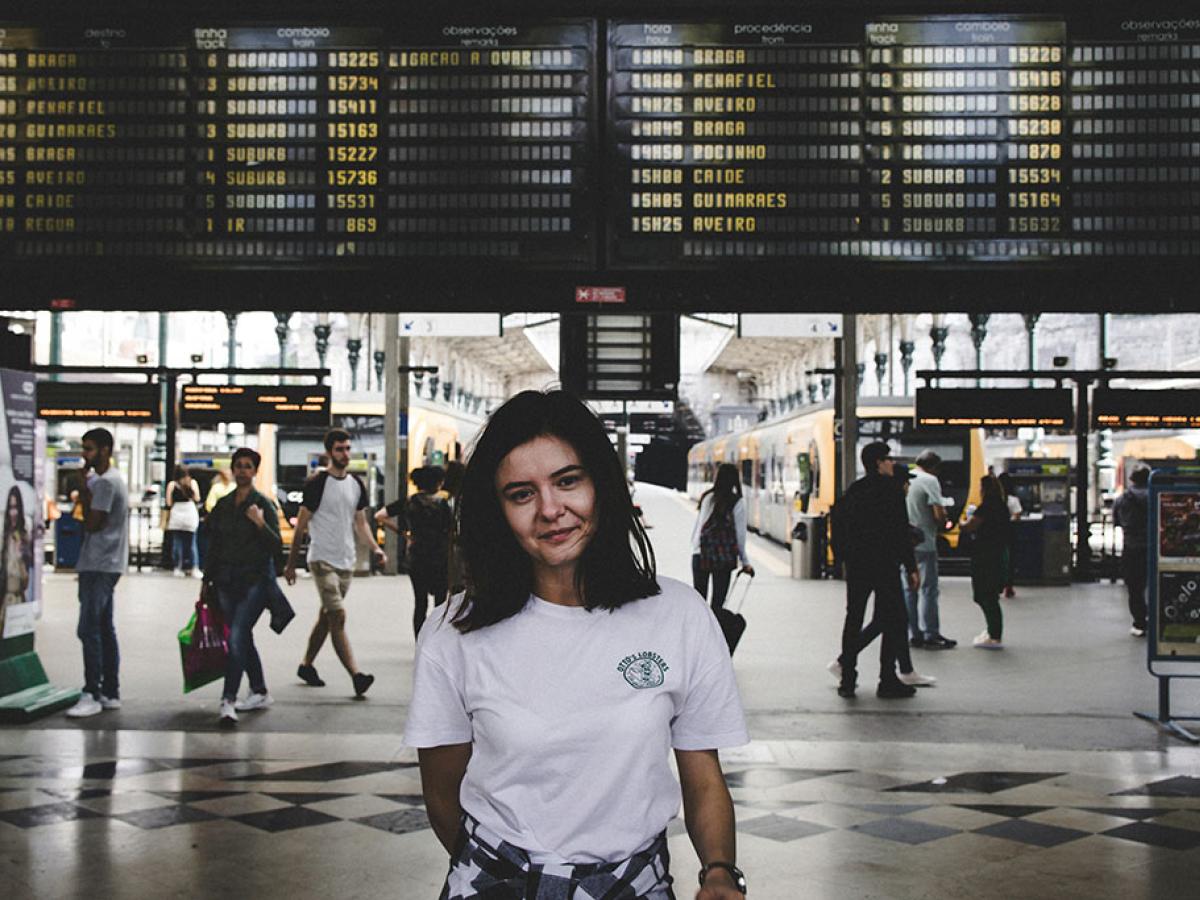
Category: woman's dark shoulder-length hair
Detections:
[
  {"x1": 4, "y1": 485, "x2": 26, "y2": 537},
  {"x1": 452, "y1": 389, "x2": 658, "y2": 632}
]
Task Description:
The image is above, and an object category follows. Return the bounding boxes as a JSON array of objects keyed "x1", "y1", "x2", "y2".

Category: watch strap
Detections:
[{"x1": 699, "y1": 861, "x2": 747, "y2": 893}]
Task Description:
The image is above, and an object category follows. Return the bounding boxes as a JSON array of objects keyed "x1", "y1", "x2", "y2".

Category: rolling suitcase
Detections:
[{"x1": 716, "y1": 571, "x2": 753, "y2": 655}]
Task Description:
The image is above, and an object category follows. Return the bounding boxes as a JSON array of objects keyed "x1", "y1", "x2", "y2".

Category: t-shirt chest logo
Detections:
[{"x1": 618, "y1": 650, "x2": 669, "y2": 690}]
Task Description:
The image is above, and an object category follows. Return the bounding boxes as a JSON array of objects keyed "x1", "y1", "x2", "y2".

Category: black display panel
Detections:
[
  {"x1": 37, "y1": 381, "x2": 160, "y2": 421},
  {"x1": 180, "y1": 383, "x2": 331, "y2": 425},
  {"x1": 608, "y1": 20, "x2": 865, "y2": 264},
  {"x1": 916, "y1": 387, "x2": 1074, "y2": 427},
  {"x1": 0, "y1": 19, "x2": 595, "y2": 265},
  {"x1": 864, "y1": 15, "x2": 1068, "y2": 260},
  {"x1": 1093, "y1": 388, "x2": 1200, "y2": 428}
]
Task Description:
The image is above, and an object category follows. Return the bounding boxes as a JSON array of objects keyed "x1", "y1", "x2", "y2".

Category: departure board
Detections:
[
  {"x1": 1093, "y1": 388, "x2": 1200, "y2": 428},
  {"x1": 180, "y1": 383, "x2": 331, "y2": 425},
  {"x1": 608, "y1": 20, "x2": 865, "y2": 264},
  {"x1": 915, "y1": 387, "x2": 1074, "y2": 428},
  {"x1": 37, "y1": 381, "x2": 161, "y2": 422},
  {"x1": 864, "y1": 16, "x2": 1068, "y2": 260}
]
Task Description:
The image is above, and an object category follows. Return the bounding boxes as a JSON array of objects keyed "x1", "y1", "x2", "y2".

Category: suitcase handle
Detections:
[{"x1": 729, "y1": 570, "x2": 754, "y2": 615}]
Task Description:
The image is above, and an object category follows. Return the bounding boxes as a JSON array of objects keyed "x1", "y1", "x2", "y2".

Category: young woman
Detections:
[
  {"x1": 406, "y1": 390, "x2": 749, "y2": 899},
  {"x1": 203, "y1": 448, "x2": 282, "y2": 724},
  {"x1": 376, "y1": 466, "x2": 453, "y2": 637},
  {"x1": 2, "y1": 486, "x2": 33, "y2": 635},
  {"x1": 166, "y1": 465, "x2": 201, "y2": 577},
  {"x1": 690, "y1": 463, "x2": 754, "y2": 612},
  {"x1": 962, "y1": 474, "x2": 1011, "y2": 649}
]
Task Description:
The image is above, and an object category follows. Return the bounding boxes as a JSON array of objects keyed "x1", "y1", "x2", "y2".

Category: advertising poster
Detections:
[
  {"x1": 1159, "y1": 493, "x2": 1200, "y2": 562},
  {"x1": 1, "y1": 368, "x2": 40, "y2": 641}
]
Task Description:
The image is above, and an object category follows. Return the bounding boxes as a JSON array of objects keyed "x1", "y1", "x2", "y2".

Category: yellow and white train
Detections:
[{"x1": 688, "y1": 398, "x2": 987, "y2": 555}]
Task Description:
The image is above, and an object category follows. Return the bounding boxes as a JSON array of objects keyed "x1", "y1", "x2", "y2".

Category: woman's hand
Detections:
[
  {"x1": 697, "y1": 868, "x2": 744, "y2": 899},
  {"x1": 244, "y1": 504, "x2": 266, "y2": 529},
  {"x1": 739, "y1": 564, "x2": 755, "y2": 577}
]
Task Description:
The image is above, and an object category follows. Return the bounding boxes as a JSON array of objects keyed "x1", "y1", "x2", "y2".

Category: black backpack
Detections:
[{"x1": 405, "y1": 494, "x2": 451, "y2": 570}]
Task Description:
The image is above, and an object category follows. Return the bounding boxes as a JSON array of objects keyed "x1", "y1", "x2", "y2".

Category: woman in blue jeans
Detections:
[{"x1": 203, "y1": 447, "x2": 282, "y2": 725}]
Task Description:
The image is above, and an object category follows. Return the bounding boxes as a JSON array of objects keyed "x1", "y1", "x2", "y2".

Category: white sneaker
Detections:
[
  {"x1": 898, "y1": 671, "x2": 937, "y2": 687},
  {"x1": 1131, "y1": 626, "x2": 1146, "y2": 637},
  {"x1": 234, "y1": 692, "x2": 273, "y2": 712},
  {"x1": 826, "y1": 660, "x2": 842, "y2": 681},
  {"x1": 172, "y1": 569, "x2": 185, "y2": 578},
  {"x1": 973, "y1": 635, "x2": 1004, "y2": 650},
  {"x1": 66, "y1": 695, "x2": 103, "y2": 718},
  {"x1": 99, "y1": 695, "x2": 122, "y2": 710},
  {"x1": 219, "y1": 699, "x2": 238, "y2": 723},
  {"x1": 188, "y1": 569, "x2": 202, "y2": 578}
]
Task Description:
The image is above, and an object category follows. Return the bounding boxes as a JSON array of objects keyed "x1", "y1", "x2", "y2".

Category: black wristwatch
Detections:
[{"x1": 699, "y1": 861, "x2": 747, "y2": 894}]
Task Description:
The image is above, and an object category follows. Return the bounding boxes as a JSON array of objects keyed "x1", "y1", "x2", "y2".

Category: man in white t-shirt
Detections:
[
  {"x1": 285, "y1": 429, "x2": 386, "y2": 697},
  {"x1": 905, "y1": 450, "x2": 957, "y2": 650}
]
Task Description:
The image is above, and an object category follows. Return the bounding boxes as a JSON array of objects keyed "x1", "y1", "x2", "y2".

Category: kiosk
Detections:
[
  {"x1": 1136, "y1": 465, "x2": 1200, "y2": 744},
  {"x1": 1004, "y1": 458, "x2": 1072, "y2": 585}
]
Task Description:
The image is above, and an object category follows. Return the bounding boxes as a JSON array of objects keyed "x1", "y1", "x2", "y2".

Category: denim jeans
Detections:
[
  {"x1": 77, "y1": 572, "x2": 121, "y2": 700},
  {"x1": 172, "y1": 531, "x2": 197, "y2": 570},
  {"x1": 216, "y1": 578, "x2": 268, "y2": 702},
  {"x1": 904, "y1": 548, "x2": 941, "y2": 640}
]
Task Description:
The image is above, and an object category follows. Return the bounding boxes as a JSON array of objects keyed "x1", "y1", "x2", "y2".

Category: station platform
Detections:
[{"x1": 3, "y1": 484, "x2": 1198, "y2": 899}]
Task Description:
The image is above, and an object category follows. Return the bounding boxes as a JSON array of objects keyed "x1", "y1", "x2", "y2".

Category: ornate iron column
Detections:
[
  {"x1": 1023, "y1": 312, "x2": 1041, "y2": 387},
  {"x1": 898, "y1": 340, "x2": 915, "y2": 396},
  {"x1": 274, "y1": 312, "x2": 291, "y2": 369},
  {"x1": 820, "y1": 374, "x2": 832, "y2": 400},
  {"x1": 224, "y1": 311, "x2": 239, "y2": 370},
  {"x1": 855, "y1": 361, "x2": 865, "y2": 394},
  {"x1": 929, "y1": 314, "x2": 949, "y2": 374},
  {"x1": 373, "y1": 349, "x2": 385, "y2": 390},
  {"x1": 313, "y1": 313, "x2": 332, "y2": 372},
  {"x1": 874, "y1": 351, "x2": 888, "y2": 396},
  {"x1": 968, "y1": 313, "x2": 990, "y2": 386},
  {"x1": 346, "y1": 313, "x2": 364, "y2": 391}
]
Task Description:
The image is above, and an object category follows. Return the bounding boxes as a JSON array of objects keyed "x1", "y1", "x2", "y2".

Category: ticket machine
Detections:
[{"x1": 1003, "y1": 457, "x2": 1072, "y2": 585}]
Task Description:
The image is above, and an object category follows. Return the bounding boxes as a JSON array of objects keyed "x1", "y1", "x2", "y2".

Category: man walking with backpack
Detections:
[
  {"x1": 285, "y1": 428, "x2": 386, "y2": 696},
  {"x1": 831, "y1": 442, "x2": 921, "y2": 699}
]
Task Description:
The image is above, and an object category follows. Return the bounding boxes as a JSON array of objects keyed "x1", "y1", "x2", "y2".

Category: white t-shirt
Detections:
[
  {"x1": 404, "y1": 575, "x2": 749, "y2": 864},
  {"x1": 304, "y1": 472, "x2": 362, "y2": 570},
  {"x1": 689, "y1": 494, "x2": 750, "y2": 567}
]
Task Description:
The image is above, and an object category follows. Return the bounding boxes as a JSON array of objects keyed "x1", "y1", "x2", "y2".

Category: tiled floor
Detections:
[{"x1": 2, "y1": 743, "x2": 1199, "y2": 899}]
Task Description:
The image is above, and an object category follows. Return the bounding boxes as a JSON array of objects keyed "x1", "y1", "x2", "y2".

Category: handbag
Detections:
[
  {"x1": 699, "y1": 508, "x2": 739, "y2": 572},
  {"x1": 177, "y1": 586, "x2": 229, "y2": 693}
]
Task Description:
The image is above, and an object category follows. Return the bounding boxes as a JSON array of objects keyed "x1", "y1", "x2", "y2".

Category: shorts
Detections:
[
  {"x1": 441, "y1": 814, "x2": 674, "y2": 900},
  {"x1": 309, "y1": 559, "x2": 352, "y2": 612}
]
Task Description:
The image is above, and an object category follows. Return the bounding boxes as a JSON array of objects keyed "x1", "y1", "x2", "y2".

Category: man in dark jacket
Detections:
[
  {"x1": 831, "y1": 442, "x2": 921, "y2": 698},
  {"x1": 1113, "y1": 467, "x2": 1149, "y2": 637}
]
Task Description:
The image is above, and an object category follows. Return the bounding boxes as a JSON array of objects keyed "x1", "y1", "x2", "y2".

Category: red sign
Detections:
[
  {"x1": 575, "y1": 286, "x2": 626, "y2": 304},
  {"x1": 49, "y1": 298, "x2": 77, "y2": 310}
]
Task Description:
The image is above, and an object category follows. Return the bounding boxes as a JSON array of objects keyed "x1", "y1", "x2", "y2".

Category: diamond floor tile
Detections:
[
  {"x1": 231, "y1": 761, "x2": 417, "y2": 782},
  {"x1": 0, "y1": 801, "x2": 103, "y2": 828},
  {"x1": 724, "y1": 768, "x2": 848, "y2": 789},
  {"x1": 848, "y1": 816, "x2": 959, "y2": 845},
  {"x1": 955, "y1": 804, "x2": 1053, "y2": 818},
  {"x1": 887, "y1": 772, "x2": 1063, "y2": 794},
  {"x1": 232, "y1": 806, "x2": 342, "y2": 832},
  {"x1": 354, "y1": 807, "x2": 431, "y2": 835},
  {"x1": 737, "y1": 814, "x2": 831, "y2": 842},
  {"x1": 117, "y1": 804, "x2": 220, "y2": 829},
  {"x1": 1113, "y1": 775, "x2": 1200, "y2": 798},
  {"x1": 974, "y1": 819, "x2": 1090, "y2": 848},
  {"x1": 1102, "y1": 822, "x2": 1200, "y2": 851}
]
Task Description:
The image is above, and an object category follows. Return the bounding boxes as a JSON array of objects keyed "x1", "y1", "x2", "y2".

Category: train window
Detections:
[
  {"x1": 741, "y1": 459, "x2": 753, "y2": 487},
  {"x1": 757, "y1": 459, "x2": 766, "y2": 490},
  {"x1": 797, "y1": 453, "x2": 813, "y2": 496}
]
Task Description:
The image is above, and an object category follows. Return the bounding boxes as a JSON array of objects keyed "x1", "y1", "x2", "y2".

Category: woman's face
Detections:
[
  {"x1": 495, "y1": 435, "x2": 596, "y2": 580},
  {"x1": 232, "y1": 457, "x2": 257, "y2": 488}
]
